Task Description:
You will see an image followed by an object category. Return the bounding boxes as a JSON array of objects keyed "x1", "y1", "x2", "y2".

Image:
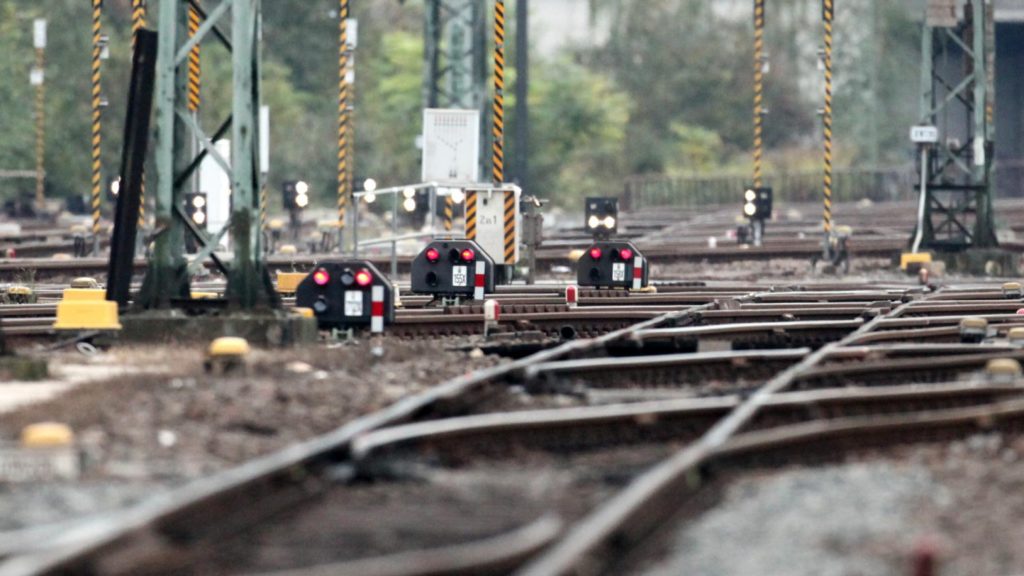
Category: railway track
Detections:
[{"x1": 6, "y1": 279, "x2": 1024, "y2": 575}]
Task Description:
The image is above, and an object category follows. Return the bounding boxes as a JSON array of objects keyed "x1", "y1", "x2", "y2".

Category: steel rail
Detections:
[
  {"x1": 0, "y1": 302, "x2": 721, "y2": 576},
  {"x1": 351, "y1": 381, "x2": 1024, "y2": 462},
  {"x1": 512, "y1": 294, "x2": 924, "y2": 575}
]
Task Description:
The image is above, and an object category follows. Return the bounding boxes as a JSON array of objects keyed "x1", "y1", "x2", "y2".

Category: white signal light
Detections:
[
  {"x1": 364, "y1": 191, "x2": 376, "y2": 204},
  {"x1": 744, "y1": 189, "x2": 757, "y2": 202},
  {"x1": 295, "y1": 193, "x2": 309, "y2": 208},
  {"x1": 110, "y1": 178, "x2": 121, "y2": 196},
  {"x1": 192, "y1": 195, "x2": 206, "y2": 209},
  {"x1": 403, "y1": 197, "x2": 417, "y2": 212},
  {"x1": 603, "y1": 216, "x2": 616, "y2": 229},
  {"x1": 295, "y1": 180, "x2": 309, "y2": 195},
  {"x1": 193, "y1": 211, "x2": 206, "y2": 225},
  {"x1": 450, "y1": 188, "x2": 465, "y2": 203},
  {"x1": 744, "y1": 202, "x2": 757, "y2": 217},
  {"x1": 363, "y1": 178, "x2": 377, "y2": 193},
  {"x1": 402, "y1": 187, "x2": 416, "y2": 199},
  {"x1": 588, "y1": 215, "x2": 600, "y2": 229}
]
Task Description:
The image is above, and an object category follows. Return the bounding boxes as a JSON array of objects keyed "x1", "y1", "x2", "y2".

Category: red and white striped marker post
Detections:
[
  {"x1": 565, "y1": 284, "x2": 578, "y2": 308},
  {"x1": 484, "y1": 299, "x2": 500, "y2": 338},
  {"x1": 473, "y1": 261, "x2": 486, "y2": 300},
  {"x1": 911, "y1": 537, "x2": 940, "y2": 576},
  {"x1": 632, "y1": 256, "x2": 645, "y2": 290},
  {"x1": 370, "y1": 285, "x2": 385, "y2": 334}
]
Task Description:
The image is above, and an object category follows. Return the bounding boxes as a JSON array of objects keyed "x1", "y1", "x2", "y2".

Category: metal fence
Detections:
[{"x1": 623, "y1": 159, "x2": 1024, "y2": 210}]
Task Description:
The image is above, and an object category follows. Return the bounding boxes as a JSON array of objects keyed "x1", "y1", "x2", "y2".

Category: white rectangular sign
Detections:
[
  {"x1": 466, "y1": 189, "x2": 520, "y2": 265},
  {"x1": 910, "y1": 125, "x2": 939, "y2": 144},
  {"x1": 612, "y1": 263, "x2": 626, "y2": 282},
  {"x1": 344, "y1": 291, "x2": 363, "y2": 316},
  {"x1": 452, "y1": 265, "x2": 468, "y2": 287},
  {"x1": 33, "y1": 19, "x2": 47, "y2": 49},
  {"x1": 422, "y1": 109, "x2": 480, "y2": 184},
  {"x1": 259, "y1": 106, "x2": 270, "y2": 174},
  {"x1": 199, "y1": 139, "x2": 232, "y2": 248}
]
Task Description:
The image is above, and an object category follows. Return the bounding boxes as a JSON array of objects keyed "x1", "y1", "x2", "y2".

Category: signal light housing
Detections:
[
  {"x1": 742, "y1": 186, "x2": 773, "y2": 220},
  {"x1": 577, "y1": 240, "x2": 648, "y2": 289},
  {"x1": 411, "y1": 240, "x2": 495, "y2": 298},
  {"x1": 355, "y1": 269, "x2": 373, "y2": 287},
  {"x1": 295, "y1": 261, "x2": 395, "y2": 330},
  {"x1": 312, "y1": 268, "x2": 330, "y2": 286},
  {"x1": 585, "y1": 197, "x2": 619, "y2": 239}
]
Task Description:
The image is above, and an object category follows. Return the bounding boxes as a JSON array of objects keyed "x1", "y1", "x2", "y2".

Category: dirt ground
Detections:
[{"x1": 0, "y1": 340, "x2": 505, "y2": 531}]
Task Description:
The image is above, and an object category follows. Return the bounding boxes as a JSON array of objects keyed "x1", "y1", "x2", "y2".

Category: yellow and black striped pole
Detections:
[
  {"x1": 503, "y1": 190, "x2": 515, "y2": 264},
  {"x1": 131, "y1": 0, "x2": 145, "y2": 48},
  {"x1": 131, "y1": 0, "x2": 146, "y2": 229},
  {"x1": 492, "y1": 0, "x2": 505, "y2": 185},
  {"x1": 260, "y1": 183, "x2": 268, "y2": 233},
  {"x1": 821, "y1": 0, "x2": 834, "y2": 247},
  {"x1": 466, "y1": 192, "x2": 477, "y2": 241},
  {"x1": 752, "y1": 0, "x2": 765, "y2": 189},
  {"x1": 337, "y1": 0, "x2": 351, "y2": 250},
  {"x1": 90, "y1": 0, "x2": 103, "y2": 254},
  {"x1": 186, "y1": 3, "x2": 201, "y2": 114},
  {"x1": 443, "y1": 195, "x2": 454, "y2": 232}
]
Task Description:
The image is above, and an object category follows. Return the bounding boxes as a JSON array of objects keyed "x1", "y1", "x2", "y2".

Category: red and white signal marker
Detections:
[
  {"x1": 632, "y1": 256, "x2": 645, "y2": 290},
  {"x1": 473, "y1": 261, "x2": 487, "y2": 300},
  {"x1": 371, "y1": 285, "x2": 385, "y2": 333},
  {"x1": 565, "y1": 284, "x2": 579, "y2": 308}
]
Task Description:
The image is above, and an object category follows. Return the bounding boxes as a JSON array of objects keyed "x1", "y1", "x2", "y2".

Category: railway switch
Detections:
[
  {"x1": 900, "y1": 252, "x2": 932, "y2": 274},
  {"x1": 577, "y1": 240, "x2": 648, "y2": 290},
  {"x1": 21, "y1": 422, "x2": 75, "y2": 448},
  {"x1": 53, "y1": 286, "x2": 121, "y2": 331},
  {"x1": 1007, "y1": 330, "x2": 1024, "y2": 347},
  {"x1": 958, "y1": 316, "x2": 988, "y2": 344},
  {"x1": 275, "y1": 271, "x2": 308, "y2": 295},
  {"x1": 205, "y1": 337, "x2": 251, "y2": 374},
  {"x1": 295, "y1": 260, "x2": 395, "y2": 331},
  {"x1": 411, "y1": 240, "x2": 495, "y2": 300}
]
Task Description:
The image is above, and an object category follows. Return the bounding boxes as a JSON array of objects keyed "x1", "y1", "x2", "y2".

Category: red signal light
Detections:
[
  {"x1": 589, "y1": 247, "x2": 603, "y2": 260},
  {"x1": 619, "y1": 248, "x2": 634, "y2": 261},
  {"x1": 461, "y1": 248, "x2": 475, "y2": 262},
  {"x1": 355, "y1": 269, "x2": 373, "y2": 287},
  {"x1": 425, "y1": 247, "x2": 441, "y2": 262},
  {"x1": 312, "y1": 268, "x2": 330, "y2": 286}
]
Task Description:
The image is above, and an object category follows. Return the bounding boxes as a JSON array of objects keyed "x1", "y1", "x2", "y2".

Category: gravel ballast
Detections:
[{"x1": 642, "y1": 434, "x2": 1024, "y2": 576}]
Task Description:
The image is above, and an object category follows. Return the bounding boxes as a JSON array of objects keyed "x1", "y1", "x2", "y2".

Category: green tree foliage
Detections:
[
  {"x1": 526, "y1": 57, "x2": 630, "y2": 206},
  {"x1": 0, "y1": 0, "x2": 923, "y2": 213},
  {"x1": 587, "y1": 0, "x2": 814, "y2": 176}
]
